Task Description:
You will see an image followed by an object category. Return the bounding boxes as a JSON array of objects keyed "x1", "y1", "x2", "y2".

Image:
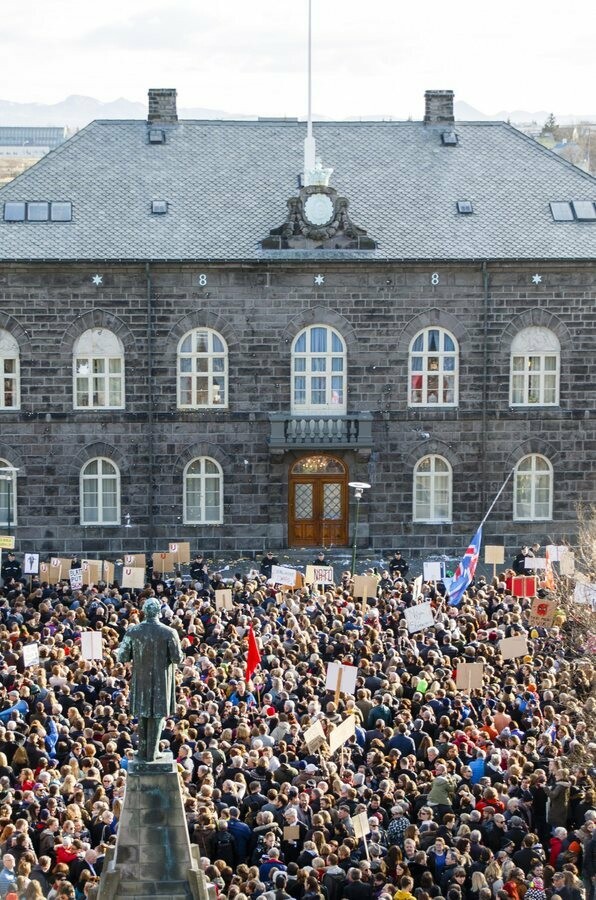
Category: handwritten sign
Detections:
[
  {"x1": 81, "y1": 631, "x2": 103, "y2": 660},
  {"x1": 328, "y1": 715, "x2": 356, "y2": 753},
  {"x1": 0, "y1": 536, "x2": 15, "y2": 550},
  {"x1": 412, "y1": 575, "x2": 423, "y2": 599},
  {"x1": 121, "y1": 567, "x2": 145, "y2": 590},
  {"x1": 352, "y1": 575, "x2": 378, "y2": 600},
  {"x1": 529, "y1": 597, "x2": 557, "y2": 627},
  {"x1": 69, "y1": 568, "x2": 83, "y2": 590},
  {"x1": 499, "y1": 636, "x2": 529, "y2": 660},
  {"x1": 404, "y1": 602, "x2": 434, "y2": 634},
  {"x1": 303, "y1": 719, "x2": 327, "y2": 752},
  {"x1": 271, "y1": 565, "x2": 298, "y2": 587},
  {"x1": 305, "y1": 565, "x2": 334, "y2": 586},
  {"x1": 325, "y1": 662, "x2": 358, "y2": 696},
  {"x1": 23, "y1": 643, "x2": 40, "y2": 667}
]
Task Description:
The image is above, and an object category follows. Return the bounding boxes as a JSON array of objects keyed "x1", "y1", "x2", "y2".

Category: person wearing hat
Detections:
[
  {"x1": 0, "y1": 553, "x2": 21, "y2": 586},
  {"x1": 260, "y1": 551, "x2": 279, "y2": 579},
  {"x1": 189, "y1": 553, "x2": 208, "y2": 582},
  {"x1": 388, "y1": 551, "x2": 409, "y2": 578}
]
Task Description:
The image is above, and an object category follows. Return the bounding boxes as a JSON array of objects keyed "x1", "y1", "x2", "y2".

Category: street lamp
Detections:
[
  {"x1": 348, "y1": 481, "x2": 371, "y2": 576},
  {"x1": 0, "y1": 467, "x2": 19, "y2": 534}
]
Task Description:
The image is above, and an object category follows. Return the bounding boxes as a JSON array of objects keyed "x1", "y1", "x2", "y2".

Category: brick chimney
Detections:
[
  {"x1": 424, "y1": 90, "x2": 454, "y2": 124},
  {"x1": 148, "y1": 88, "x2": 178, "y2": 124}
]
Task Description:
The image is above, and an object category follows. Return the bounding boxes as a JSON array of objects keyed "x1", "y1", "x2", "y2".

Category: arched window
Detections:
[
  {"x1": 413, "y1": 455, "x2": 452, "y2": 523},
  {"x1": 184, "y1": 457, "x2": 223, "y2": 524},
  {"x1": 73, "y1": 329, "x2": 125, "y2": 409},
  {"x1": 177, "y1": 329, "x2": 228, "y2": 409},
  {"x1": 0, "y1": 332, "x2": 20, "y2": 410},
  {"x1": 510, "y1": 327, "x2": 560, "y2": 406},
  {"x1": 292, "y1": 325, "x2": 346, "y2": 414},
  {"x1": 409, "y1": 327, "x2": 458, "y2": 406},
  {"x1": 80, "y1": 458, "x2": 120, "y2": 525},
  {"x1": 0, "y1": 459, "x2": 17, "y2": 528},
  {"x1": 513, "y1": 454, "x2": 553, "y2": 521}
]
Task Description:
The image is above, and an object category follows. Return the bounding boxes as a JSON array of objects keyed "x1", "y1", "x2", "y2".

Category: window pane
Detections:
[
  {"x1": 311, "y1": 358, "x2": 326, "y2": 372},
  {"x1": 212, "y1": 377, "x2": 225, "y2": 405},
  {"x1": 92, "y1": 359, "x2": 105, "y2": 373},
  {"x1": 108, "y1": 378, "x2": 122, "y2": 406},
  {"x1": 412, "y1": 334, "x2": 424, "y2": 352},
  {"x1": 310, "y1": 328, "x2": 327, "y2": 353},
  {"x1": 428, "y1": 330, "x2": 439, "y2": 351},
  {"x1": 195, "y1": 378, "x2": 209, "y2": 405},
  {"x1": 212, "y1": 357, "x2": 225, "y2": 373},
  {"x1": 331, "y1": 333, "x2": 343, "y2": 353},
  {"x1": 179, "y1": 378, "x2": 193, "y2": 405},
  {"x1": 294, "y1": 358, "x2": 306, "y2": 372},
  {"x1": 512, "y1": 356, "x2": 524, "y2": 372},
  {"x1": 180, "y1": 358, "x2": 192, "y2": 373},
  {"x1": 443, "y1": 334, "x2": 455, "y2": 352},
  {"x1": 294, "y1": 377, "x2": 306, "y2": 404},
  {"x1": 195, "y1": 357, "x2": 208, "y2": 373},
  {"x1": 331, "y1": 376, "x2": 343, "y2": 404},
  {"x1": 544, "y1": 356, "x2": 557, "y2": 371},
  {"x1": 180, "y1": 336, "x2": 192, "y2": 353},
  {"x1": 331, "y1": 358, "x2": 343, "y2": 372},
  {"x1": 108, "y1": 358, "x2": 121, "y2": 374},
  {"x1": 294, "y1": 333, "x2": 306, "y2": 353},
  {"x1": 212, "y1": 335, "x2": 224, "y2": 353},
  {"x1": 311, "y1": 378, "x2": 326, "y2": 405},
  {"x1": 195, "y1": 332, "x2": 208, "y2": 353}
]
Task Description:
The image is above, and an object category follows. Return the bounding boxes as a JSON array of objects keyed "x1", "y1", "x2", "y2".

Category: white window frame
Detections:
[
  {"x1": 513, "y1": 454, "x2": 553, "y2": 522},
  {"x1": 291, "y1": 325, "x2": 347, "y2": 415},
  {"x1": 73, "y1": 329, "x2": 125, "y2": 410},
  {"x1": 80, "y1": 457, "x2": 121, "y2": 526},
  {"x1": 183, "y1": 457, "x2": 224, "y2": 525},
  {"x1": 0, "y1": 331, "x2": 20, "y2": 410},
  {"x1": 177, "y1": 329, "x2": 228, "y2": 409},
  {"x1": 413, "y1": 454, "x2": 452, "y2": 523},
  {"x1": 408, "y1": 327, "x2": 459, "y2": 407},
  {"x1": 0, "y1": 459, "x2": 17, "y2": 528},
  {"x1": 510, "y1": 327, "x2": 560, "y2": 407}
]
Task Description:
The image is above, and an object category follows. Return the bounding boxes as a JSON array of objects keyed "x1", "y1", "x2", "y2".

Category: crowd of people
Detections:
[{"x1": 0, "y1": 546, "x2": 593, "y2": 900}]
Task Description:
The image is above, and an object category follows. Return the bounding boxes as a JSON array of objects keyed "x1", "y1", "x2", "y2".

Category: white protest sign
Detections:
[
  {"x1": 121, "y1": 566, "x2": 146, "y2": 590},
  {"x1": 485, "y1": 545, "x2": 505, "y2": 565},
  {"x1": 271, "y1": 565, "x2": 298, "y2": 587},
  {"x1": 423, "y1": 561, "x2": 444, "y2": 581},
  {"x1": 69, "y1": 568, "x2": 83, "y2": 590},
  {"x1": 305, "y1": 565, "x2": 334, "y2": 586},
  {"x1": 499, "y1": 636, "x2": 529, "y2": 660},
  {"x1": 404, "y1": 602, "x2": 435, "y2": 634},
  {"x1": 351, "y1": 811, "x2": 370, "y2": 840},
  {"x1": 81, "y1": 631, "x2": 103, "y2": 660},
  {"x1": 215, "y1": 589, "x2": 234, "y2": 610},
  {"x1": 546, "y1": 545, "x2": 565, "y2": 562},
  {"x1": 574, "y1": 581, "x2": 596, "y2": 607},
  {"x1": 329, "y1": 715, "x2": 356, "y2": 754},
  {"x1": 23, "y1": 643, "x2": 40, "y2": 667},
  {"x1": 525, "y1": 557, "x2": 546, "y2": 570},
  {"x1": 325, "y1": 662, "x2": 358, "y2": 696},
  {"x1": 23, "y1": 553, "x2": 39, "y2": 575},
  {"x1": 303, "y1": 719, "x2": 327, "y2": 752},
  {"x1": 559, "y1": 551, "x2": 575, "y2": 576},
  {"x1": 412, "y1": 575, "x2": 423, "y2": 599}
]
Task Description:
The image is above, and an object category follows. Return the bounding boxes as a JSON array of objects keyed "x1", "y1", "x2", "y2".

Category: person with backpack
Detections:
[{"x1": 208, "y1": 820, "x2": 236, "y2": 868}]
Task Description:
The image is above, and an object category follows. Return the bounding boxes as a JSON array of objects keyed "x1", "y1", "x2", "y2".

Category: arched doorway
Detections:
[{"x1": 288, "y1": 454, "x2": 348, "y2": 547}]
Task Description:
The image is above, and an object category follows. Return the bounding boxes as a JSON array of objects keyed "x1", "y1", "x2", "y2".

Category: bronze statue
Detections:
[{"x1": 117, "y1": 597, "x2": 183, "y2": 761}]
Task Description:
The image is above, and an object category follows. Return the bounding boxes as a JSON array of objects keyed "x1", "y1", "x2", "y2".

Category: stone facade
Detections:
[{"x1": 0, "y1": 258, "x2": 593, "y2": 558}]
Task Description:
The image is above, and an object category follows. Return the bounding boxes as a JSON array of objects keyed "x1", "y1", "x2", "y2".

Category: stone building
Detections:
[{"x1": 0, "y1": 88, "x2": 594, "y2": 557}]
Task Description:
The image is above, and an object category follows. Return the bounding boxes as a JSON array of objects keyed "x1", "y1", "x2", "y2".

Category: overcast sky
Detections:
[{"x1": 2, "y1": 0, "x2": 593, "y2": 117}]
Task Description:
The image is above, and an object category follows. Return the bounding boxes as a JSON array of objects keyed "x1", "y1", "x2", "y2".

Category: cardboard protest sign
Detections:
[
  {"x1": 529, "y1": 597, "x2": 557, "y2": 627},
  {"x1": 456, "y1": 662, "x2": 484, "y2": 691},
  {"x1": 81, "y1": 631, "x2": 103, "y2": 660},
  {"x1": 412, "y1": 575, "x2": 423, "y2": 599},
  {"x1": 283, "y1": 826, "x2": 301, "y2": 841},
  {"x1": 499, "y1": 636, "x2": 529, "y2": 660},
  {"x1": 485, "y1": 545, "x2": 505, "y2": 565},
  {"x1": 0, "y1": 536, "x2": 15, "y2": 550},
  {"x1": 69, "y1": 568, "x2": 83, "y2": 590},
  {"x1": 404, "y1": 602, "x2": 434, "y2": 634},
  {"x1": 329, "y1": 715, "x2": 356, "y2": 754},
  {"x1": 169, "y1": 541, "x2": 191, "y2": 564},
  {"x1": 271, "y1": 565, "x2": 298, "y2": 587},
  {"x1": 559, "y1": 551, "x2": 575, "y2": 576},
  {"x1": 23, "y1": 553, "x2": 39, "y2": 575},
  {"x1": 215, "y1": 589, "x2": 234, "y2": 610},
  {"x1": 152, "y1": 552, "x2": 176, "y2": 576},
  {"x1": 101, "y1": 561, "x2": 115, "y2": 584},
  {"x1": 325, "y1": 662, "x2": 358, "y2": 696},
  {"x1": 121, "y1": 567, "x2": 146, "y2": 590},
  {"x1": 23, "y1": 643, "x2": 40, "y2": 667},
  {"x1": 82, "y1": 559, "x2": 103, "y2": 584},
  {"x1": 123, "y1": 553, "x2": 145, "y2": 568},
  {"x1": 39, "y1": 562, "x2": 48, "y2": 577},
  {"x1": 352, "y1": 575, "x2": 378, "y2": 601},
  {"x1": 303, "y1": 720, "x2": 327, "y2": 752},
  {"x1": 525, "y1": 557, "x2": 546, "y2": 570},
  {"x1": 49, "y1": 557, "x2": 70, "y2": 582},
  {"x1": 305, "y1": 565, "x2": 334, "y2": 586},
  {"x1": 423, "y1": 561, "x2": 444, "y2": 581},
  {"x1": 351, "y1": 811, "x2": 370, "y2": 840}
]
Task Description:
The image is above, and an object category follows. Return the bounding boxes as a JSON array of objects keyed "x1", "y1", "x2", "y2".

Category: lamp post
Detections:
[
  {"x1": 348, "y1": 481, "x2": 371, "y2": 576},
  {"x1": 0, "y1": 467, "x2": 19, "y2": 534}
]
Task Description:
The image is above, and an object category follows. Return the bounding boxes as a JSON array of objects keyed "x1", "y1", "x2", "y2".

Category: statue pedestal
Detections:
[{"x1": 97, "y1": 754, "x2": 211, "y2": 900}]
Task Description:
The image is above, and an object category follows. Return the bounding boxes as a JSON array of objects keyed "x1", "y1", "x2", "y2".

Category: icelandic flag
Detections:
[{"x1": 448, "y1": 525, "x2": 483, "y2": 606}]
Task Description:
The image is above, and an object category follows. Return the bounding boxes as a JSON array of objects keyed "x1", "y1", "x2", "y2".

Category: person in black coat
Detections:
[
  {"x1": 388, "y1": 551, "x2": 409, "y2": 578},
  {"x1": 512, "y1": 546, "x2": 532, "y2": 575},
  {"x1": 260, "y1": 552, "x2": 279, "y2": 579},
  {"x1": 1, "y1": 553, "x2": 22, "y2": 585}
]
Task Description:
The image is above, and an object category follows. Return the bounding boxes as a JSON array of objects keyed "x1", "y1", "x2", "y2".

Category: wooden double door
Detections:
[{"x1": 288, "y1": 455, "x2": 348, "y2": 547}]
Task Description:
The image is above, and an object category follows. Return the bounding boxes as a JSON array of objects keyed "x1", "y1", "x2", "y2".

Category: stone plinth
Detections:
[{"x1": 97, "y1": 754, "x2": 210, "y2": 900}]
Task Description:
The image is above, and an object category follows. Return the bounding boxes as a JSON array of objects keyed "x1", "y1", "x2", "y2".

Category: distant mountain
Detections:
[{"x1": 0, "y1": 94, "x2": 594, "y2": 128}]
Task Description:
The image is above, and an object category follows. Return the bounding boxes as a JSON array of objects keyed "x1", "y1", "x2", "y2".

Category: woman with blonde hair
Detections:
[{"x1": 484, "y1": 858, "x2": 503, "y2": 896}]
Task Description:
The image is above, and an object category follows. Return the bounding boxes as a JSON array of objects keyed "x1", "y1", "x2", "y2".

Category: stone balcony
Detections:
[{"x1": 268, "y1": 412, "x2": 373, "y2": 453}]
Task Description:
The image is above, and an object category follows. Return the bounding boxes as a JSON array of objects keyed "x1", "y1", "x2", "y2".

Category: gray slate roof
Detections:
[{"x1": 0, "y1": 119, "x2": 595, "y2": 261}]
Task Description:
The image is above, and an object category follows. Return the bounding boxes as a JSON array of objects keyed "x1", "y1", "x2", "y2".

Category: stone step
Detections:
[{"x1": 116, "y1": 880, "x2": 192, "y2": 898}]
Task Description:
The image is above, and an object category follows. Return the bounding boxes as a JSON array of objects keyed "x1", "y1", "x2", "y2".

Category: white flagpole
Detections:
[
  {"x1": 479, "y1": 468, "x2": 515, "y2": 528},
  {"x1": 303, "y1": 0, "x2": 316, "y2": 181}
]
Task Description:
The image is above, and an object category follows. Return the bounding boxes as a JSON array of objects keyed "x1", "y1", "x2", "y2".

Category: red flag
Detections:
[{"x1": 245, "y1": 624, "x2": 261, "y2": 682}]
